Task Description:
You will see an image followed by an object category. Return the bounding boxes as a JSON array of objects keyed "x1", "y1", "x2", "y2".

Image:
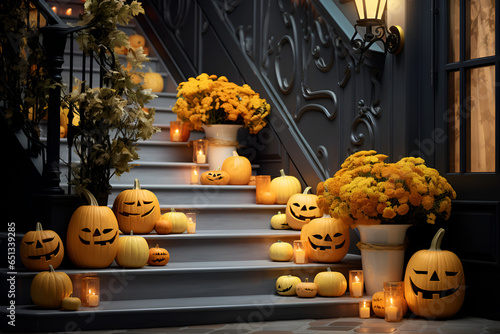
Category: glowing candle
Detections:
[
  {"x1": 51, "y1": 6, "x2": 58, "y2": 13},
  {"x1": 385, "y1": 298, "x2": 398, "y2": 322},
  {"x1": 351, "y1": 276, "x2": 363, "y2": 297},
  {"x1": 359, "y1": 301, "x2": 370, "y2": 319},
  {"x1": 190, "y1": 166, "x2": 199, "y2": 184},
  {"x1": 187, "y1": 222, "x2": 196, "y2": 234},
  {"x1": 172, "y1": 129, "x2": 181, "y2": 142},
  {"x1": 88, "y1": 290, "x2": 99, "y2": 307},
  {"x1": 65, "y1": 8, "x2": 72, "y2": 16},
  {"x1": 196, "y1": 150, "x2": 206, "y2": 164},
  {"x1": 293, "y1": 240, "x2": 307, "y2": 264}
]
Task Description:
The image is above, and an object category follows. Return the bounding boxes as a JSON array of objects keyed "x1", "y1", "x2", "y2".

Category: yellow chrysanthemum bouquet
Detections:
[
  {"x1": 317, "y1": 150, "x2": 457, "y2": 228},
  {"x1": 172, "y1": 73, "x2": 271, "y2": 134}
]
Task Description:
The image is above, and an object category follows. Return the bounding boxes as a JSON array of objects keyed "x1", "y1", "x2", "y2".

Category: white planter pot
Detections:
[
  {"x1": 202, "y1": 124, "x2": 242, "y2": 170},
  {"x1": 356, "y1": 224, "x2": 411, "y2": 296}
]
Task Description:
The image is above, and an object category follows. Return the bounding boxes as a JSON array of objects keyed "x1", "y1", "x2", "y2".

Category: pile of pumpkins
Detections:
[
  {"x1": 115, "y1": 33, "x2": 164, "y2": 93},
  {"x1": 276, "y1": 268, "x2": 346, "y2": 298},
  {"x1": 20, "y1": 178, "x2": 182, "y2": 272}
]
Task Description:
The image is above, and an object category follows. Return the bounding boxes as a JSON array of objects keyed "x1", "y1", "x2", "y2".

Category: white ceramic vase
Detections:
[
  {"x1": 356, "y1": 224, "x2": 411, "y2": 296},
  {"x1": 202, "y1": 124, "x2": 242, "y2": 170}
]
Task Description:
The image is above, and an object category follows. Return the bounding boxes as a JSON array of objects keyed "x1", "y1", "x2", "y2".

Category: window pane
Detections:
[
  {"x1": 466, "y1": 0, "x2": 495, "y2": 59},
  {"x1": 466, "y1": 66, "x2": 496, "y2": 172},
  {"x1": 448, "y1": 71, "x2": 460, "y2": 172},
  {"x1": 449, "y1": 0, "x2": 460, "y2": 63}
]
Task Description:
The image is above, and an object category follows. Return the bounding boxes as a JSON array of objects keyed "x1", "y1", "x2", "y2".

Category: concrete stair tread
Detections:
[
  {"x1": 158, "y1": 203, "x2": 286, "y2": 209},
  {"x1": 143, "y1": 228, "x2": 300, "y2": 239},
  {"x1": 14, "y1": 293, "x2": 360, "y2": 314},
  {"x1": 9, "y1": 255, "x2": 361, "y2": 276}
]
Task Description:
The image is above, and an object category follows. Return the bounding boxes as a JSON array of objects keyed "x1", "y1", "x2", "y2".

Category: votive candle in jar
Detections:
[
  {"x1": 190, "y1": 166, "x2": 200, "y2": 184},
  {"x1": 170, "y1": 121, "x2": 182, "y2": 142},
  {"x1": 349, "y1": 270, "x2": 364, "y2": 297},
  {"x1": 256, "y1": 175, "x2": 274, "y2": 204},
  {"x1": 384, "y1": 281, "x2": 404, "y2": 322},
  {"x1": 81, "y1": 276, "x2": 100, "y2": 307},
  {"x1": 293, "y1": 240, "x2": 307, "y2": 264},
  {"x1": 359, "y1": 300, "x2": 371, "y2": 319},
  {"x1": 192, "y1": 139, "x2": 208, "y2": 163},
  {"x1": 186, "y1": 213, "x2": 196, "y2": 234}
]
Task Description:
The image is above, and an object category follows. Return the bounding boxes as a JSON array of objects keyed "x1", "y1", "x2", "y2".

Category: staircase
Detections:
[{"x1": 1, "y1": 3, "x2": 362, "y2": 332}]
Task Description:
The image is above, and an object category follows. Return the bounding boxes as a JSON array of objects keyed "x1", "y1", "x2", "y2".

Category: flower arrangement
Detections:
[
  {"x1": 172, "y1": 73, "x2": 271, "y2": 134},
  {"x1": 317, "y1": 150, "x2": 457, "y2": 228}
]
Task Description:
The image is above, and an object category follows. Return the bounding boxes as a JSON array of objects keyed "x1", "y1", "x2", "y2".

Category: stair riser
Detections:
[
  {"x1": 153, "y1": 109, "x2": 179, "y2": 124},
  {"x1": 110, "y1": 186, "x2": 258, "y2": 205},
  {"x1": 150, "y1": 127, "x2": 205, "y2": 142},
  {"x1": 143, "y1": 235, "x2": 298, "y2": 262},
  {"x1": 6, "y1": 301, "x2": 358, "y2": 333},
  {"x1": 7, "y1": 265, "x2": 347, "y2": 305},
  {"x1": 156, "y1": 207, "x2": 287, "y2": 230}
]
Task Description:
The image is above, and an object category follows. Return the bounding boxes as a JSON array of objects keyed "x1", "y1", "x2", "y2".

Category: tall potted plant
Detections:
[{"x1": 64, "y1": 0, "x2": 158, "y2": 205}]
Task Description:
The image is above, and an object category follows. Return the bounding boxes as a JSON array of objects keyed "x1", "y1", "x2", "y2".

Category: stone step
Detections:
[
  {"x1": 3, "y1": 255, "x2": 362, "y2": 305},
  {"x1": 109, "y1": 184, "x2": 259, "y2": 205},
  {"x1": 4, "y1": 293, "x2": 360, "y2": 333}
]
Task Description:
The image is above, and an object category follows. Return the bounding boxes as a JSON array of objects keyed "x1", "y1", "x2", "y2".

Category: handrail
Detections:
[{"x1": 30, "y1": 0, "x2": 64, "y2": 25}]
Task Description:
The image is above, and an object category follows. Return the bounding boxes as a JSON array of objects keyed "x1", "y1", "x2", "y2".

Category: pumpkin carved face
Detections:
[
  {"x1": 285, "y1": 187, "x2": 322, "y2": 230},
  {"x1": 148, "y1": 244, "x2": 170, "y2": 266},
  {"x1": 20, "y1": 222, "x2": 64, "y2": 270},
  {"x1": 200, "y1": 170, "x2": 231, "y2": 185},
  {"x1": 296, "y1": 278, "x2": 318, "y2": 298},
  {"x1": 300, "y1": 217, "x2": 349, "y2": 263},
  {"x1": 404, "y1": 228, "x2": 465, "y2": 319},
  {"x1": 275, "y1": 275, "x2": 301, "y2": 296},
  {"x1": 270, "y1": 211, "x2": 289, "y2": 230},
  {"x1": 67, "y1": 189, "x2": 120, "y2": 268},
  {"x1": 113, "y1": 179, "x2": 161, "y2": 234}
]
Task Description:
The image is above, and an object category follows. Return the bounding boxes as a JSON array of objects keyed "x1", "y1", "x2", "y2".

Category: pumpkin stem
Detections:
[
  {"x1": 49, "y1": 264, "x2": 55, "y2": 272},
  {"x1": 81, "y1": 188, "x2": 98, "y2": 206},
  {"x1": 279, "y1": 169, "x2": 286, "y2": 177},
  {"x1": 429, "y1": 228, "x2": 445, "y2": 251},
  {"x1": 35, "y1": 222, "x2": 43, "y2": 231},
  {"x1": 170, "y1": 208, "x2": 176, "y2": 212},
  {"x1": 277, "y1": 211, "x2": 281, "y2": 215},
  {"x1": 305, "y1": 278, "x2": 309, "y2": 283},
  {"x1": 155, "y1": 244, "x2": 159, "y2": 248},
  {"x1": 133, "y1": 179, "x2": 141, "y2": 189},
  {"x1": 326, "y1": 267, "x2": 331, "y2": 272},
  {"x1": 232, "y1": 151, "x2": 238, "y2": 156},
  {"x1": 130, "y1": 231, "x2": 134, "y2": 236},
  {"x1": 303, "y1": 186, "x2": 312, "y2": 194}
]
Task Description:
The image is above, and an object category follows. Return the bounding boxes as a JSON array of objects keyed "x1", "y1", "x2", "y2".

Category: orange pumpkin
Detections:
[
  {"x1": 30, "y1": 265, "x2": 73, "y2": 309},
  {"x1": 66, "y1": 188, "x2": 119, "y2": 268},
  {"x1": 300, "y1": 217, "x2": 350, "y2": 263},
  {"x1": 20, "y1": 222, "x2": 64, "y2": 271},
  {"x1": 404, "y1": 228, "x2": 465, "y2": 319},
  {"x1": 200, "y1": 169, "x2": 231, "y2": 185},
  {"x1": 147, "y1": 244, "x2": 170, "y2": 266},
  {"x1": 285, "y1": 186, "x2": 322, "y2": 230},
  {"x1": 129, "y1": 34, "x2": 146, "y2": 49},
  {"x1": 155, "y1": 217, "x2": 172, "y2": 234},
  {"x1": 221, "y1": 151, "x2": 252, "y2": 185},
  {"x1": 161, "y1": 208, "x2": 188, "y2": 233},
  {"x1": 296, "y1": 278, "x2": 318, "y2": 298},
  {"x1": 112, "y1": 179, "x2": 161, "y2": 234}
]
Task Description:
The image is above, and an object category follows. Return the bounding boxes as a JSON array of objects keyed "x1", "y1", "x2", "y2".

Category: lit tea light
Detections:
[
  {"x1": 81, "y1": 276, "x2": 100, "y2": 307},
  {"x1": 170, "y1": 121, "x2": 182, "y2": 142},
  {"x1": 384, "y1": 281, "x2": 404, "y2": 322},
  {"x1": 190, "y1": 166, "x2": 200, "y2": 184},
  {"x1": 293, "y1": 240, "x2": 307, "y2": 264},
  {"x1": 349, "y1": 270, "x2": 364, "y2": 298},
  {"x1": 65, "y1": 8, "x2": 72, "y2": 16},
  {"x1": 196, "y1": 150, "x2": 206, "y2": 164},
  {"x1": 186, "y1": 213, "x2": 196, "y2": 234},
  {"x1": 359, "y1": 300, "x2": 371, "y2": 319},
  {"x1": 385, "y1": 298, "x2": 398, "y2": 321},
  {"x1": 51, "y1": 6, "x2": 58, "y2": 13}
]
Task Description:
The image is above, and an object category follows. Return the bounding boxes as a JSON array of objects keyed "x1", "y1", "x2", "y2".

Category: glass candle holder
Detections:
[
  {"x1": 384, "y1": 281, "x2": 404, "y2": 322},
  {"x1": 255, "y1": 175, "x2": 274, "y2": 204},
  {"x1": 170, "y1": 121, "x2": 182, "y2": 142},
  {"x1": 359, "y1": 300, "x2": 371, "y2": 319},
  {"x1": 81, "y1": 276, "x2": 100, "y2": 307},
  {"x1": 193, "y1": 139, "x2": 208, "y2": 163},
  {"x1": 349, "y1": 270, "x2": 364, "y2": 297},
  {"x1": 186, "y1": 213, "x2": 196, "y2": 234},
  {"x1": 190, "y1": 165, "x2": 200, "y2": 184},
  {"x1": 293, "y1": 240, "x2": 307, "y2": 264}
]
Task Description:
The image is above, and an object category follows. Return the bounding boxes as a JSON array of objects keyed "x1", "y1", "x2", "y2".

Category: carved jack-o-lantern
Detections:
[
  {"x1": 112, "y1": 179, "x2": 161, "y2": 234},
  {"x1": 300, "y1": 217, "x2": 350, "y2": 263},
  {"x1": 270, "y1": 211, "x2": 290, "y2": 230},
  {"x1": 200, "y1": 169, "x2": 231, "y2": 185},
  {"x1": 20, "y1": 222, "x2": 64, "y2": 270},
  {"x1": 285, "y1": 186, "x2": 322, "y2": 230},
  {"x1": 296, "y1": 278, "x2": 318, "y2": 298},
  {"x1": 275, "y1": 275, "x2": 301, "y2": 296},
  {"x1": 67, "y1": 188, "x2": 120, "y2": 268},
  {"x1": 404, "y1": 228, "x2": 465, "y2": 319},
  {"x1": 147, "y1": 244, "x2": 170, "y2": 266}
]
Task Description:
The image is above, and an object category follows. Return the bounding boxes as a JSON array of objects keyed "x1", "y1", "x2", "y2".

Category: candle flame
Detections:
[
  {"x1": 390, "y1": 297, "x2": 394, "y2": 305},
  {"x1": 175, "y1": 129, "x2": 179, "y2": 134},
  {"x1": 89, "y1": 289, "x2": 91, "y2": 294},
  {"x1": 355, "y1": 276, "x2": 359, "y2": 283},
  {"x1": 198, "y1": 150, "x2": 203, "y2": 155},
  {"x1": 66, "y1": 8, "x2": 72, "y2": 15},
  {"x1": 51, "y1": 6, "x2": 57, "y2": 13}
]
